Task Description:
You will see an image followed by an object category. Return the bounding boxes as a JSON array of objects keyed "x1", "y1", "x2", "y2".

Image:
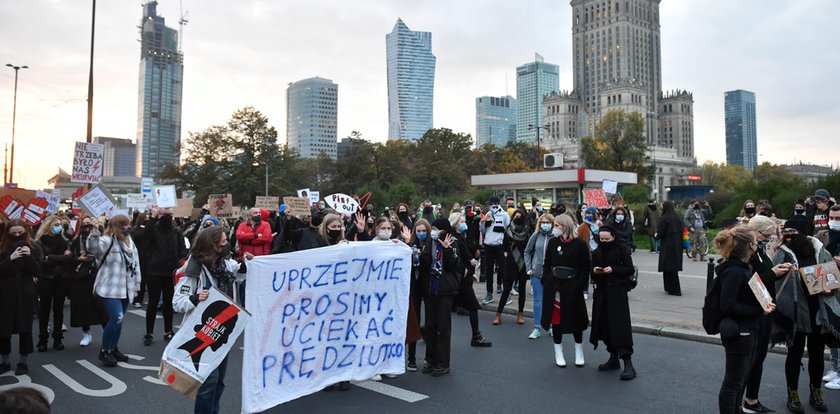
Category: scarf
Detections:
[
  {"x1": 208, "y1": 258, "x2": 236, "y2": 297},
  {"x1": 506, "y1": 221, "x2": 529, "y2": 242}
]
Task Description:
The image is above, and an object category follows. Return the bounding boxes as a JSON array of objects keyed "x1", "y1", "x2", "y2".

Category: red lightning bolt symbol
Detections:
[
  {"x1": 189, "y1": 305, "x2": 240, "y2": 356},
  {"x1": 93, "y1": 160, "x2": 100, "y2": 171}
]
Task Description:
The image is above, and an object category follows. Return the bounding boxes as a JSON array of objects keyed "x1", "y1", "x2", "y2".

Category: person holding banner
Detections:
[
  {"x1": 87, "y1": 214, "x2": 141, "y2": 368},
  {"x1": 69, "y1": 214, "x2": 108, "y2": 347},
  {"x1": 0, "y1": 220, "x2": 43, "y2": 376},
  {"x1": 173, "y1": 226, "x2": 251, "y2": 414},
  {"x1": 34, "y1": 215, "x2": 75, "y2": 352}
]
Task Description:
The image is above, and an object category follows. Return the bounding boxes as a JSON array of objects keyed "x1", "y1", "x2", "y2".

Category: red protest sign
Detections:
[
  {"x1": 22, "y1": 197, "x2": 50, "y2": 226},
  {"x1": 0, "y1": 195, "x2": 25, "y2": 220},
  {"x1": 583, "y1": 189, "x2": 609, "y2": 208}
]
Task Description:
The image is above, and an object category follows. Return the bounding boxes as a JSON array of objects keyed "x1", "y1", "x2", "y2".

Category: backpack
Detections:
[{"x1": 702, "y1": 275, "x2": 723, "y2": 335}]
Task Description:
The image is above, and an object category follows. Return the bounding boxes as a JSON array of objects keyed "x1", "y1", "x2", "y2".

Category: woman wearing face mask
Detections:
[
  {"x1": 396, "y1": 203, "x2": 414, "y2": 231},
  {"x1": 541, "y1": 214, "x2": 590, "y2": 368},
  {"x1": 739, "y1": 200, "x2": 757, "y2": 224},
  {"x1": 87, "y1": 214, "x2": 142, "y2": 367},
  {"x1": 576, "y1": 203, "x2": 588, "y2": 225},
  {"x1": 34, "y1": 215, "x2": 76, "y2": 353},
  {"x1": 772, "y1": 215, "x2": 839, "y2": 413},
  {"x1": 787, "y1": 200, "x2": 808, "y2": 221},
  {"x1": 318, "y1": 214, "x2": 347, "y2": 247},
  {"x1": 577, "y1": 206, "x2": 601, "y2": 300},
  {"x1": 524, "y1": 213, "x2": 555, "y2": 339},
  {"x1": 406, "y1": 219, "x2": 432, "y2": 372},
  {"x1": 656, "y1": 202, "x2": 685, "y2": 296},
  {"x1": 0, "y1": 219, "x2": 43, "y2": 376},
  {"x1": 589, "y1": 225, "x2": 636, "y2": 380},
  {"x1": 69, "y1": 215, "x2": 108, "y2": 348},
  {"x1": 605, "y1": 207, "x2": 633, "y2": 251},
  {"x1": 450, "y1": 213, "x2": 492, "y2": 347},
  {"x1": 493, "y1": 208, "x2": 531, "y2": 325}
]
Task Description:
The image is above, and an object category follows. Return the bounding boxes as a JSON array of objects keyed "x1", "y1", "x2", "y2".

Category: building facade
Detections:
[
  {"x1": 286, "y1": 77, "x2": 338, "y2": 159},
  {"x1": 386, "y1": 19, "x2": 435, "y2": 141},
  {"x1": 515, "y1": 54, "x2": 560, "y2": 144},
  {"x1": 475, "y1": 96, "x2": 517, "y2": 147},
  {"x1": 725, "y1": 89, "x2": 757, "y2": 171},
  {"x1": 136, "y1": 1, "x2": 183, "y2": 178},
  {"x1": 542, "y1": 91, "x2": 586, "y2": 166},
  {"x1": 94, "y1": 137, "x2": 136, "y2": 177}
]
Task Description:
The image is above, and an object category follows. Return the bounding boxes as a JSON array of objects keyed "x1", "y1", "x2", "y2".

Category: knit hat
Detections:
[
  {"x1": 487, "y1": 195, "x2": 501, "y2": 205},
  {"x1": 431, "y1": 218, "x2": 452, "y2": 234},
  {"x1": 585, "y1": 206, "x2": 599, "y2": 215},
  {"x1": 815, "y1": 189, "x2": 830, "y2": 199},
  {"x1": 783, "y1": 215, "x2": 810, "y2": 235}
]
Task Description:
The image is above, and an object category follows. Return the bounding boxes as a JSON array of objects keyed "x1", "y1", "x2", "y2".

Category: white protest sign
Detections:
[
  {"x1": 126, "y1": 193, "x2": 148, "y2": 209},
  {"x1": 153, "y1": 185, "x2": 178, "y2": 208},
  {"x1": 71, "y1": 141, "x2": 105, "y2": 184},
  {"x1": 309, "y1": 191, "x2": 320, "y2": 204},
  {"x1": 296, "y1": 188, "x2": 311, "y2": 199},
  {"x1": 325, "y1": 193, "x2": 360, "y2": 216},
  {"x1": 160, "y1": 288, "x2": 250, "y2": 398},
  {"x1": 242, "y1": 241, "x2": 411, "y2": 412},
  {"x1": 76, "y1": 184, "x2": 117, "y2": 218},
  {"x1": 602, "y1": 179, "x2": 618, "y2": 195},
  {"x1": 36, "y1": 190, "x2": 60, "y2": 214},
  {"x1": 141, "y1": 177, "x2": 154, "y2": 202}
]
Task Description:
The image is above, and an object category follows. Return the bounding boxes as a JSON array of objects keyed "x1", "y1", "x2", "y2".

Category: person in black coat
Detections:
[
  {"x1": 713, "y1": 226, "x2": 775, "y2": 414},
  {"x1": 130, "y1": 213, "x2": 150, "y2": 308},
  {"x1": 69, "y1": 215, "x2": 108, "y2": 347},
  {"x1": 589, "y1": 225, "x2": 636, "y2": 380},
  {"x1": 656, "y1": 201, "x2": 684, "y2": 295},
  {"x1": 604, "y1": 206, "x2": 634, "y2": 251},
  {"x1": 142, "y1": 207, "x2": 188, "y2": 346},
  {"x1": 450, "y1": 213, "x2": 491, "y2": 347},
  {"x1": 0, "y1": 219, "x2": 43, "y2": 376},
  {"x1": 418, "y1": 218, "x2": 462, "y2": 376},
  {"x1": 34, "y1": 216, "x2": 76, "y2": 352},
  {"x1": 541, "y1": 214, "x2": 590, "y2": 368}
]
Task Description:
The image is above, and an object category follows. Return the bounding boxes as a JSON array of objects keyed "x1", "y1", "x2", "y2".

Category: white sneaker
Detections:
[
  {"x1": 827, "y1": 377, "x2": 840, "y2": 390},
  {"x1": 382, "y1": 373, "x2": 399, "y2": 379},
  {"x1": 505, "y1": 298, "x2": 512, "y2": 305},
  {"x1": 574, "y1": 343, "x2": 585, "y2": 367},
  {"x1": 62, "y1": 323, "x2": 68, "y2": 332},
  {"x1": 583, "y1": 293, "x2": 589, "y2": 300},
  {"x1": 554, "y1": 344, "x2": 566, "y2": 367},
  {"x1": 528, "y1": 328, "x2": 541, "y2": 339},
  {"x1": 824, "y1": 370, "x2": 838, "y2": 382},
  {"x1": 548, "y1": 327, "x2": 553, "y2": 337},
  {"x1": 80, "y1": 332, "x2": 92, "y2": 347},
  {"x1": 369, "y1": 374, "x2": 382, "y2": 382},
  {"x1": 511, "y1": 287, "x2": 519, "y2": 296}
]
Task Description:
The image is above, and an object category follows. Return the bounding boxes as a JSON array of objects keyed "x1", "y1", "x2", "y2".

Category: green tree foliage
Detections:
[{"x1": 580, "y1": 110, "x2": 647, "y2": 177}]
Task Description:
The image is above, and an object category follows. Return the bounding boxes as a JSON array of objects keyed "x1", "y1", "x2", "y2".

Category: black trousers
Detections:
[
  {"x1": 719, "y1": 331, "x2": 757, "y2": 414},
  {"x1": 785, "y1": 330, "x2": 826, "y2": 390},
  {"x1": 146, "y1": 274, "x2": 174, "y2": 334},
  {"x1": 745, "y1": 316, "x2": 772, "y2": 400},
  {"x1": 663, "y1": 271, "x2": 681, "y2": 295},
  {"x1": 0, "y1": 333, "x2": 33, "y2": 356},
  {"x1": 38, "y1": 277, "x2": 67, "y2": 341},
  {"x1": 424, "y1": 295, "x2": 454, "y2": 369},
  {"x1": 483, "y1": 244, "x2": 504, "y2": 292},
  {"x1": 552, "y1": 329, "x2": 583, "y2": 345},
  {"x1": 407, "y1": 275, "x2": 424, "y2": 363},
  {"x1": 497, "y1": 265, "x2": 528, "y2": 314}
]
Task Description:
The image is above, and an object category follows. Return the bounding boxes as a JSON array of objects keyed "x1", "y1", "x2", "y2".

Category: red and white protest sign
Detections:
[
  {"x1": 0, "y1": 195, "x2": 25, "y2": 220},
  {"x1": 583, "y1": 189, "x2": 609, "y2": 208},
  {"x1": 22, "y1": 197, "x2": 50, "y2": 226}
]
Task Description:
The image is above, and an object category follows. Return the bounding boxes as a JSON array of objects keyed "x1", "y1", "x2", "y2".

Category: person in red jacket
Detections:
[{"x1": 235, "y1": 208, "x2": 272, "y2": 260}]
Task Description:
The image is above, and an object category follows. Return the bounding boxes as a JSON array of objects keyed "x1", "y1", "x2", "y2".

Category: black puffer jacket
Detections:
[{"x1": 36, "y1": 233, "x2": 74, "y2": 280}]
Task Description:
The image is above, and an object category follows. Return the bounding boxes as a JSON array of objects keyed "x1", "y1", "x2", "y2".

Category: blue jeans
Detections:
[
  {"x1": 195, "y1": 356, "x2": 228, "y2": 414},
  {"x1": 531, "y1": 276, "x2": 544, "y2": 329},
  {"x1": 648, "y1": 236, "x2": 660, "y2": 252},
  {"x1": 102, "y1": 298, "x2": 128, "y2": 350},
  {"x1": 830, "y1": 347, "x2": 840, "y2": 373}
]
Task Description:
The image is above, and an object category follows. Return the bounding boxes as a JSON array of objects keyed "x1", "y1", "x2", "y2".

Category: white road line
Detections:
[
  {"x1": 42, "y1": 360, "x2": 128, "y2": 397},
  {"x1": 351, "y1": 380, "x2": 429, "y2": 403}
]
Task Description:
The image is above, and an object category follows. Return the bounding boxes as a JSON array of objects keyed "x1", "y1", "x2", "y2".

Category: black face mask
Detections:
[
  {"x1": 399, "y1": 211, "x2": 408, "y2": 217},
  {"x1": 745, "y1": 207, "x2": 756, "y2": 216},
  {"x1": 251, "y1": 215, "x2": 261, "y2": 224},
  {"x1": 423, "y1": 206, "x2": 433, "y2": 214},
  {"x1": 10, "y1": 234, "x2": 25, "y2": 242},
  {"x1": 694, "y1": 204, "x2": 700, "y2": 209},
  {"x1": 327, "y1": 229, "x2": 342, "y2": 240},
  {"x1": 795, "y1": 209, "x2": 805, "y2": 215},
  {"x1": 311, "y1": 215, "x2": 324, "y2": 227},
  {"x1": 649, "y1": 204, "x2": 657, "y2": 211},
  {"x1": 513, "y1": 217, "x2": 524, "y2": 225}
]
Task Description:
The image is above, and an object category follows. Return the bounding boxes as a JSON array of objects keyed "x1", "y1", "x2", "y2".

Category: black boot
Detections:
[
  {"x1": 53, "y1": 336, "x2": 65, "y2": 351},
  {"x1": 787, "y1": 388, "x2": 804, "y2": 414},
  {"x1": 471, "y1": 333, "x2": 492, "y2": 347},
  {"x1": 619, "y1": 356, "x2": 636, "y2": 380},
  {"x1": 598, "y1": 353, "x2": 620, "y2": 371},
  {"x1": 810, "y1": 385, "x2": 828, "y2": 412},
  {"x1": 36, "y1": 338, "x2": 48, "y2": 353}
]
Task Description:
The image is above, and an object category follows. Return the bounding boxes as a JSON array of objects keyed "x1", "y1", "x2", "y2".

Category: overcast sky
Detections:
[{"x1": 0, "y1": 0, "x2": 837, "y2": 189}]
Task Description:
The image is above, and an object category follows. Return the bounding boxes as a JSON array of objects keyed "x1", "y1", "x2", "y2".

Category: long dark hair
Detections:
[
  {"x1": 0, "y1": 219, "x2": 33, "y2": 252},
  {"x1": 661, "y1": 201, "x2": 679, "y2": 220},
  {"x1": 190, "y1": 226, "x2": 226, "y2": 264}
]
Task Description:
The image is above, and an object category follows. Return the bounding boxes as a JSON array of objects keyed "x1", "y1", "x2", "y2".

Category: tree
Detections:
[
  {"x1": 580, "y1": 110, "x2": 647, "y2": 177},
  {"x1": 414, "y1": 128, "x2": 473, "y2": 196}
]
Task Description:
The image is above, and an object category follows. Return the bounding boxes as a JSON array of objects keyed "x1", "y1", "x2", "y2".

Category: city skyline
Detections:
[{"x1": 0, "y1": 0, "x2": 837, "y2": 188}]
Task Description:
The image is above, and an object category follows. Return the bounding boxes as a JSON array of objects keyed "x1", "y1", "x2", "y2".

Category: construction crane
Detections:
[{"x1": 179, "y1": 0, "x2": 189, "y2": 53}]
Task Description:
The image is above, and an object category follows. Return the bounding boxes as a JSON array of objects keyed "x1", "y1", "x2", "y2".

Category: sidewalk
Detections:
[{"x1": 474, "y1": 250, "x2": 722, "y2": 345}]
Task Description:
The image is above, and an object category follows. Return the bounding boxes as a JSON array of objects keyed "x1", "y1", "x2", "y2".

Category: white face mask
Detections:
[
  {"x1": 615, "y1": 215, "x2": 625, "y2": 222},
  {"x1": 430, "y1": 230, "x2": 440, "y2": 240},
  {"x1": 829, "y1": 221, "x2": 840, "y2": 232},
  {"x1": 551, "y1": 228, "x2": 563, "y2": 238},
  {"x1": 376, "y1": 230, "x2": 392, "y2": 240}
]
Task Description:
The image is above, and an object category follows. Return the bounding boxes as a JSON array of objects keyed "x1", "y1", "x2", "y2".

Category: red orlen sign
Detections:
[{"x1": 687, "y1": 175, "x2": 702, "y2": 181}]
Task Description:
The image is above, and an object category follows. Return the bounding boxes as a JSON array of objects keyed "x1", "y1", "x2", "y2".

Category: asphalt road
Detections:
[{"x1": 2, "y1": 306, "x2": 839, "y2": 413}]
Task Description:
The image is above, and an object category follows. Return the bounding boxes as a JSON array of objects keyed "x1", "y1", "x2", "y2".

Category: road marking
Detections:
[
  {"x1": 117, "y1": 354, "x2": 167, "y2": 385},
  {"x1": 351, "y1": 379, "x2": 429, "y2": 403},
  {"x1": 0, "y1": 372, "x2": 56, "y2": 404},
  {"x1": 43, "y1": 360, "x2": 128, "y2": 397}
]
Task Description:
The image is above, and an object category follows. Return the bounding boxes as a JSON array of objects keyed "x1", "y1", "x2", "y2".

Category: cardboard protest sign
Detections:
[
  {"x1": 254, "y1": 196, "x2": 279, "y2": 211},
  {"x1": 800, "y1": 262, "x2": 840, "y2": 295},
  {"x1": 71, "y1": 141, "x2": 105, "y2": 184},
  {"x1": 296, "y1": 188, "x2": 311, "y2": 199},
  {"x1": 0, "y1": 195, "x2": 25, "y2": 220},
  {"x1": 153, "y1": 185, "x2": 178, "y2": 208},
  {"x1": 208, "y1": 194, "x2": 233, "y2": 218},
  {"x1": 160, "y1": 288, "x2": 250, "y2": 399},
  {"x1": 325, "y1": 193, "x2": 360, "y2": 216},
  {"x1": 22, "y1": 197, "x2": 50, "y2": 226},
  {"x1": 309, "y1": 191, "x2": 320, "y2": 205},
  {"x1": 141, "y1": 177, "x2": 154, "y2": 203},
  {"x1": 748, "y1": 273, "x2": 773, "y2": 310},
  {"x1": 602, "y1": 179, "x2": 618, "y2": 195},
  {"x1": 173, "y1": 198, "x2": 195, "y2": 218},
  {"x1": 282, "y1": 197, "x2": 311, "y2": 217},
  {"x1": 242, "y1": 242, "x2": 411, "y2": 412},
  {"x1": 583, "y1": 189, "x2": 609, "y2": 208},
  {"x1": 76, "y1": 184, "x2": 117, "y2": 218},
  {"x1": 126, "y1": 193, "x2": 148, "y2": 209}
]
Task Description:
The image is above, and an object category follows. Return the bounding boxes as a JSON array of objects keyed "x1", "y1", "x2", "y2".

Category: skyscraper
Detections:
[
  {"x1": 94, "y1": 137, "x2": 136, "y2": 177},
  {"x1": 286, "y1": 77, "x2": 338, "y2": 159},
  {"x1": 386, "y1": 18, "x2": 435, "y2": 140},
  {"x1": 136, "y1": 1, "x2": 183, "y2": 178},
  {"x1": 725, "y1": 90, "x2": 757, "y2": 171},
  {"x1": 516, "y1": 54, "x2": 560, "y2": 144},
  {"x1": 475, "y1": 96, "x2": 517, "y2": 147}
]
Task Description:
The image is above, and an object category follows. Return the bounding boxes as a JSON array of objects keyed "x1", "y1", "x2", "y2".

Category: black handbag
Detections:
[{"x1": 552, "y1": 265, "x2": 576, "y2": 280}]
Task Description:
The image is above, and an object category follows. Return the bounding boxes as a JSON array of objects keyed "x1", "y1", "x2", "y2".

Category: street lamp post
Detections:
[
  {"x1": 5, "y1": 63, "x2": 28, "y2": 186},
  {"x1": 528, "y1": 123, "x2": 550, "y2": 168}
]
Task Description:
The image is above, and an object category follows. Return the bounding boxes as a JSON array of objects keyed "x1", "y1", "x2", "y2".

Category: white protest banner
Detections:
[
  {"x1": 325, "y1": 193, "x2": 360, "y2": 216},
  {"x1": 242, "y1": 241, "x2": 411, "y2": 412},
  {"x1": 254, "y1": 196, "x2": 279, "y2": 211},
  {"x1": 296, "y1": 188, "x2": 311, "y2": 200},
  {"x1": 602, "y1": 179, "x2": 618, "y2": 195},
  {"x1": 71, "y1": 141, "x2": 105, "y2": 184},
  {"x1": 76, "y1": 184, "x2": 117, "y2": 218},
  {"x1": 141, "y1": 177, "x2": 154, "y2": 203},
  {"x1": 153, "y1": 185, "x2": 178, "y2": 208},
  {"x1": 309, "y1": 191, "x2": 320, "y2": 205},
  {"x1": 160, "y1": 288, "x2": 250, "y2": 399},
  {"x1": 126, "y1": 193, "x2": 148, "y2": 209}
]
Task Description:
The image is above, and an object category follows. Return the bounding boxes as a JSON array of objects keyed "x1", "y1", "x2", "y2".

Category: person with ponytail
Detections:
[{"x1": 713, "y1": 226, "x2": 775, "y2": 413}]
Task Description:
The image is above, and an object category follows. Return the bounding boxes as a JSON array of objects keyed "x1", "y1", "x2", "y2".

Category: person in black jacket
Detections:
[
  {"x1": 419, "y1": 218, "x2": 462, "y2": 377},
  {"x1": 589, "y1": 225, "x2": 636, "y2": 380},
  {"x1": 541, "y1": 214, "x2": 590, "y2": 368},
  {"x1": 656, "y1": 201, "x2": 685, "y2": 296},
  {"x1": 142, "y1": 207, "x2": 188, "y2": 346},
  {"x1": 34, "y1": 215, "x2": 76, "y2": 352},
  {"x1": 0, "y1": 219, "x2": 43, "y2": 376},
  {"x1": 130, "y1": 213, "x2": 149, "y2": 308},
  {"x1": 69, "y1": 215, "x2": 108, "y2": 348},
  {"x1": 450, "y1": 213, "x2": 491, "y2": 347},
  {"x1": 714, "y1": 226, "x2": 775, "y2": 414},
  {"x1": 493, "y1": 208, "x2": 530, "y2": 325},
  {"x1": 604, "y1": 206, "x2": 633, "y2": 251}
]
